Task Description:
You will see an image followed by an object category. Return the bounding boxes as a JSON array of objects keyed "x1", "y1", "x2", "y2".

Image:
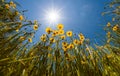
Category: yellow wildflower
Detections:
[
  {"x1": 40, "y1": 34, "x2": 46, "y2": 42},
  {"x1": 79, "y1": 33, "x2": 85, "y2": 41},
  {"x1": 16, "y1": 29, "x2": 19, "y2": 32},
  {"x1": 13, "y1": 4, "x2": 16, "y2": 8},
  {"x1": 19, "y1": 15, "x2": 24, "y2": 21},
  {"x1": 113, "y1": 24, "x2": 119, "y2": 31},
  {"x1": 59, "y1": 29, "x2": 64, "y2": 35},
  {"x1": 62, "y1": 42, "x2": 68, "y2": 46},
  {"x1": 81, "y1": 60, "x2": 86, "y2": 65},
  {"x1": 57, "y1": 24, "x2": 64, "y2": 30},
  {"x1": 46, "y1": 27, "x2": 52, "y2": 34},
  {"x1": 19, "y1": 36, "x2": 25, "y2": 41},
  {"x1": 79, "y1": 40, "x2": 83, "y2": 45},
  {"x1": 112, "y1": 18, "x2": 115, "y2": 21},
  {"x1": 68, "y1": 43, "x2": 74, "y2": 49},
  {"x1": 10, "y1": 1, "x2": 14, "y2": 6},
  {"x1": 50, "y1": 37, "x2": 55, "y2": 43},
  {"x1": 107, "y1": 54, "x2": 113, "y2": 59},
  {"x1": 48, "y1": 54, "x2": 52, "y2": 58},
  {"x1": 107, "y1": 32, "x2": 111, "y2": 38},
  {"x1": 60, "y1": 35, "x2": 66, "y2": 40},
  {"x1": 15, "y1": 11, "x2": 19, "y2": 15},
  {"x1": 66, "y1": 31, "x2": 72, "y2": 37},
  {"x1": 107, "y1": 22, "x2": 111, "y2": 27},
  {"x1": 62, "y1": 46, "x2": 68, "y2": 52},
  {"x1": 86, "y1": 47, "x2": 89, "y2": 51},
  {"x1": 28, "y1": 38, "x2": 32, "y2": 43},
  {"x1": 34, "y1": 20, "x2": 38, "y2": 25},
  {"x1": 73, "y1": 39, "x2": 79, "y2": 45},
  {"x1": 5, "y1": 4, "x2": 10, "y2": 9},
  {"x1": 33, "y1": 25, "x2": 38, "y2": 30}
]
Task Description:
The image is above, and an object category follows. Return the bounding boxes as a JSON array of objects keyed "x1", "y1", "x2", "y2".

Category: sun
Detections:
[
  {"x1": 47, "y1": 11, "x2": 59, "y2": 23},
  {"x1": 44, "y1": 8, "x2": 62, "y2": 26}
]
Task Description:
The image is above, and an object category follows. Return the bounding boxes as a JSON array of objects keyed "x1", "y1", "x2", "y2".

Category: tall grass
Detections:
[{"x1": 0, "y1": 0, "x2": 120, "y2": 76}]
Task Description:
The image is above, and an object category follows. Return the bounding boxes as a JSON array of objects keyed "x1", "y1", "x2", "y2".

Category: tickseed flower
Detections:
[
  {"x1": 68, "y1": 43, "x2": 74, "y2": 49},
  {"x1": 52, "y1": 30, "x2": 59, "y2": 37},
  {"x1": 62, "y1": 46, "x2": 68, "y2": 52},
  {"x1": 73, "y1": 39, "x2": 79, "y2": 45},
  {"x1": 16, "y1": 29, "x2": 19, "y2": 32},
  {"x1": 107, "y1": 54, "x2": 113, "y2": 59},
  {"x1": 79, "y1": 40, "x2": 83, "y2": 45},
  {"x1": 19, "y1": 15, "x2": 24, "y2": 21},
  {"x1": 62, "y1": 42, "x2": 68, "y2": 46},
  {"x1": 34, "y1": 20, "x2": 38, "y2": 25},
  {"x1": 48, "y1": 54, "x2": 52, "y2": 58},
  {"x1": 10, "y1": 1, "x2": 14, "y2": 6},
  {"x1": 13, "y1": 3, "x2": 16, "y2": 8},
  {"x1": 19, "y1": 36, "x2": 25, "y2": 41},
  {"x1": 33, "y1": 25, "x2": 38, "y2": 30},
  {"x1": 52, "y1": 31, "x2": 57, "y2": 37},
  {"x1": 50, "y1": 37, "x2": 55, "y2": 43},
  {"x1": 78, "y1": 33, "x2": 85, "y2": 41},
  {"x1": 107, "y1": 22, "x2": 111, "y2": 27},
  {"x1": 40, "y1": 34, "x2": 46, "y2": 42},
  {"x1": 107, "y1": 32, "x2": 111, "y2": 38},
  {"x1": 86, "y1": 47, "x2": 89, "y2": 51},
  {"x1": 15, "y1": 11, "x2": 19, "y2": 15},
  {"x1": 57, "y1": 24, "x2": 64, "y2": 30},
  {"x1": 59, "y1": 29, "x2": 64, "y2": 35},
  {"x1": 112, "y1": 18, "x2": 115, "y2": 21},
  {"x1": 5, "y1": 4, "x2": 10, "y2": 9},
  {"x1": 46, "y1": 27, "x2": 52, "y2": 34},
  {"x1": 28, "y1": 38, "x2": 32, "y2": 43},
  {"x1": 60, "y1": 35, "x2": 66, "y2": 40},
  {"x1": 81, "y1": 60, "x2": 86, "y2": 65},
  {"x1": 66, "y1": 31, "x2": 73, "y2": 37},
  {"x1": 113, "y1": 24, "x2": 119, "y2": 31}
]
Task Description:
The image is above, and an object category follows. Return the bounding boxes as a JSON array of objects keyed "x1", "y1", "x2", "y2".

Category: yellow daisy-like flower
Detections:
[
  {"x1": 79, "y1": 40, "x2": 83, "y2": 45},
  {"x1": 107, "y1": 22, "x2": 111, "y2": 27},
  {"x1": 16, "y1": 29, "x2": 19, "y2": 32},
  {"x1": 68, "y1": 43, "x2": 74, "y2": 49},
  {"x1": 19, "y1": 15, "x2": 24, "y2": 21},
  {"x1": 15, "y1": 11, "x2": 19, "y2": 15},
  {"x1": 57, "y1": 24, "x2": 64, "y2": 30},
  {"x1": 40, "y1": 34, "x2": 46, "y2": 42},
  {"x1": 73, "y1": 39, "x2": 79, "y2": 45},
  {"x1": 28, "y1": 38, "x2": 32, "y2": 43},
  {"x1": 34, "y1": 20, "x2": 38, "y2": 25},
  {"x1": 50, "y1": 37, "x2": 55, "y2": 43},
  {"x1": 48, "y1": 54, "x2": 52, "y2": 58},
  {"x1": 5, "y1": 4, "x2": 10, "y2": 9},
  {"x1": 112, "y1": 18, "x2": 115, "y2": 21},
  {"x1": 113, "y1": 24, "x2": 119, "y2": 31},
  {"x1": 107, "y1": 54, "x2": 113, "y2": 59},
  {"x1": 46, "y1": 27, "x2": 52, "y2": 34},
  {"x1": 85, "y1": 47, "x2": 89, "y2": 51},
  {"x1": 107, "y1": 32, "x2": 111, "y2": 38},
  {"x1": 66, "y1": 31, "x2": 73, "y2": 37},
  {"x1": 60, "y1": 35, "x2": 66, "y2": 40},
  {"x1": 13, "y1": 4, "x2": 16, "y2": 8},
  {"x1": 81, "y1": 60, "x2": 86, "y2": 65},
  {"x1": 78, "y1": 33, "x2": 85, "y2": 41},
  {"x1": 33, "y1": 25, "x2": 38, "y2": 30},
  {"x1": 59, "y1": 29, "x2": 64, "y2": 35},
  {"x1": 62, "y1": 42, "x2": 68, "y2": 46},
  {"x1": 62, "y1": 46, "x2": 68, "y2": 52},
  {"x1": 19, "y1": 36, "x2": 25, "y2": 41},
  {"x1": 52, "y1": 32, "x2": 57, "y2": 37},
  {"x1": 10, "y1": 1, "x2": 14, "y2": 6}
]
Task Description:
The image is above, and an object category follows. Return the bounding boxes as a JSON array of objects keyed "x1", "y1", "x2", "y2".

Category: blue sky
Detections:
[{"x1": 17, "y1": 0, "x2": 111, "y2": 42}]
